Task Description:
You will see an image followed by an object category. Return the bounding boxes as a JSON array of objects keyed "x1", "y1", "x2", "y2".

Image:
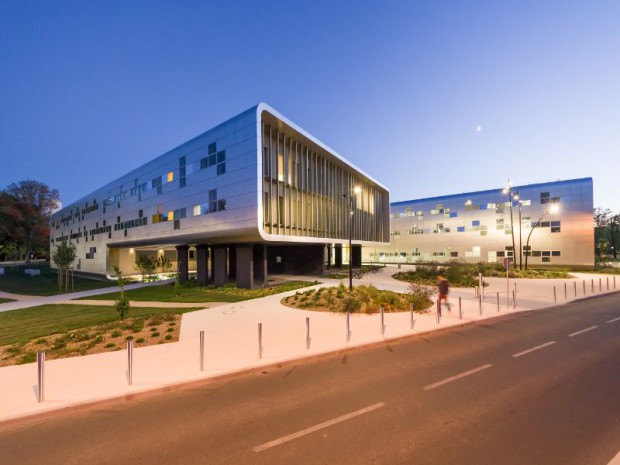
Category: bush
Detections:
[
  {"x1": 111, "y1": 331, "x2": 122, "y2": 338},
  {"x1": 104, "y1": 343, "x2": 115, "y2": 348},
  {"x1": 166, "y1": 327, "x2": 174, "y2": 333},
  {"x1": 151, "y1": 332, "x2": 160, "y2": 337},
  {"x1": 407, "y1": 283, "x2": 434, "y2": 312},
  {"x1": 136, "y1": 338, "x2": 145, "y2": 343},
  {"x1": 165, "y1": 335, "x2": 173, "y2": 340},
  {"x1": 125, "y1": 335, "x2": 134, "y2": 341}
]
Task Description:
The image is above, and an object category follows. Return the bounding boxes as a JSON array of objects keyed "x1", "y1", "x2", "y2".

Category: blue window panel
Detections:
[
  {"x1": 472, "y1": 220, "x2": 480, "y2": 226},
  {"x1": 457, "y1": 226, "x2": 465, "y2": 232},
  {"x1": 479, "y1": 204, "x2": 487, "y2": 210},
  {"x1": 450, "y1": 212, "x2": 458, "y2": 218}
]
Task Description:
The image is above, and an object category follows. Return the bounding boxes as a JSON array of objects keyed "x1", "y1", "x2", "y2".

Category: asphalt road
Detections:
[{"x1": 2, "y1": 293, "x2": 619, "y2": 465}]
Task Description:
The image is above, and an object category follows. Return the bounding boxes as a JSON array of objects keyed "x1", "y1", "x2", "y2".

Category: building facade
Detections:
[
  {"x1": 364, "y1": 178, "x2": 594, "y2": 268},
  {"x1": 50, "y1": 103, "x2": 390, "y2": 287}
]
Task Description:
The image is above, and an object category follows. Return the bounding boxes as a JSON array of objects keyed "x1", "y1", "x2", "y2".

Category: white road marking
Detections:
[
  {"x1": 607, "y1": 448, "x2": 620, "y2": 465},
  {"x1": 568, "y1": 325, "x2": 598, "y2": 337},
  {"x1": 512, "y1": 341, "x2": 556, "y2": 358},
  {"x1": 253, "y1": 402, "x2": 386, "y2": 452},
  {"x1": 423, "y1": 364, "x2": 493, "y2": 391},
  {"x1": 607, "y1": 316, "x2": 620, "y2": 324}
]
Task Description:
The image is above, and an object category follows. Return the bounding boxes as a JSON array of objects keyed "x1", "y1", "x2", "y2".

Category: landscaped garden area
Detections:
[
  {"x1": 393, "y1": 261, "x2": 573, "y2": 287},
  {"x1": 82, "y1": 280, "x2": 318, "y2": 303},
  {"x1": 0, "y1": 263, "x2": 113, "y2": 296},
  {"x1": 0, "y1": 304, "x2": 197, "y2": 366},
  {"x1": 281, "y1": 283, "x2": 434, "y2": 314}
]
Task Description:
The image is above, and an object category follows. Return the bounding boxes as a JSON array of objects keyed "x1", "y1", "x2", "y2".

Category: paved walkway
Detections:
[{"x1": 0, "y1": 266, "x2": 617, "y2": 424}]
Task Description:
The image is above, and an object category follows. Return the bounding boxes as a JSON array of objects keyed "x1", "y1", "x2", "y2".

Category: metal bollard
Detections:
[
  {"x1": 583, "y1": 280, "x2": 586, "y2": 294},
  {"x1": 496, "y1": 292, "x2": 500, "y2": 312},
  {"x1": 591, "y1": 279, "x2": 594, "y2": 293},
  {"x1": 553, "y1": 286, "x2": 557, "y2": 303},
  {"x1": 564, "y1": 282, "x2": 567, "y2": 300},
  {"x1": 607, "y1": 277, "x2": 609, "y2": 291},
  {"x1": 459, "y1": 297, "x2": 462, "y2": 319},
  {"x1": 346, "y1": 310, "x2": 350, "y2": 342},
  {"x1": 258, "y1": 323, "x2": 263, "y2": 359},
  {"x1": 200, "y1": 330, "x2": 205, "y2": 371},
  {"x1": 127, "y1": 340, "x2": 133, "y2": 386},
  {"x1": 599, "y1": 278, "x2": 602, "y2": 292},
  {"x1": 478, "y1": 294, "x2": 482, "y2": 315},
  {"x1": 574, "y1": 281, "x2": 577, "y2": 297},
  {"x1": 306, "y1": 317, "x2": 310, "y2": 350},
  {"x1": 37, "y1": 351, "x2": 45, "y2": 402},
  {"x1": 614, "y1": 276, "x2": 617, "y2": 289},
  {"x1": 410, "y1": 302, "x2": 415, "y2": 330},
  {"x1": 381, "y1": 307, "x2": 385, "y2": 335},
  {"x1": 512, "y1": 290, "x2": 516, "y2": 309}
]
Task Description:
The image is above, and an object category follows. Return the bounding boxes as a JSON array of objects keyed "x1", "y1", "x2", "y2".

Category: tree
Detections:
[
  {"x1": 156, "y1": 254, "x2": 173, "y2": 274},
  {"x1": 0, "y1": 180, "x2": 60, "y2": 263},
  {"x1": 134, "y1": 253, "x2": 157, "y2": 281},
  {"x1": 113, "y1": 265, "x2": 130, "y2": 320},
  {"x1": 594, "y1": 208, "x2": 620, "y2": 261},
  {"x1": 51, "y1": 240, "x2": 77, "y2": 291}
]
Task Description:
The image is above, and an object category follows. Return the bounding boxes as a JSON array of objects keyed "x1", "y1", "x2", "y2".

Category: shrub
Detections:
[
  {"x1": 166, "y1": 328, "x2": 174, "y2": 333},
  {"x1": 35, "y1": 338, "x2": 47, "y2": 345},
  {"x1": 165, "y1": 335, "x2": 173, "y2": 340},
  {"x1": 17, "y1": 353, "x2": 37, "y2": 365},
  {"x1": 151, "y1": 332, "x2": 160, "y2": 337},
  {"x1": 125, "y1": 335, "x2": 134, "y2": 341},
  {"x1": 111, "y1": 331, "x2": 122, "y2": 338},
  {"x1": 150, "y1": 327, "x2": 158, "y2": 332},
  {"x1": 168, "y1": 322, "x2": 176, "y2": 326},
  {"x1": 407, "y1": 283, "x2": 434, "y2": 312},
  {"x1": 104, "y1": 343, "x2": 115, "y2": 348},
  {"x1": 136, "y1": 338, "x2": 145, "y2": 343}
]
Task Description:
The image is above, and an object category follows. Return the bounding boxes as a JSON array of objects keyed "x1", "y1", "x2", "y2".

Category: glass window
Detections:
[
  {"x1": 208, "y1": 154, "x2": 216, "y2": 167},
  {"x1": 450, "y1": 212, "x2": 458, "y2": 218},
  {"x1": 209, "y1": 189, "x2": 217, "y2": 201},
  {"x1": 208, "y1": 142, "x2": 217, "y2": 154},
  {"x1": 217, "y1": 163, "x2": 226, "y2": 175},
  {"x1": 200, "y1": 158, "x2": 208, "y2": 170},
  {"x1": 552, "y1": 251, "x2": 561, "y2": 256},
  {"x1": 167, "y1": 171, "x2": 174, "y2": 182},
  {"x1": 457, "y1": 226, "x2": 465, "y2": 232},
  {"x1": 472, "y1": 220, "x2": 480, "y2": 226},
  {"x1": 193, "y1": 205, "x2": 201, "y2": 216},
  {"x1": 217, "y1": 151, "x2": 226, "y2": 163},
  {"x1": 167, "y1": 211, "x2": 174, "y2": 221},
  {"x1": 217, "y1": 199, "x2": 226, "y2": 211}
]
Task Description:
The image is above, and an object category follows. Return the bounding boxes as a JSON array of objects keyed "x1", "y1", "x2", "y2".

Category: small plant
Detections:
[
  {"x1": 113, "y1": 265, "x2": 131, "y2": 320},
  {"x1": 166, "y1": 327, "x2": 174, "y2": 333},
  {"x1": 165, "y1": 335, "x2": 173, "y2": 340},
  {"x1": 168, "y1": 322, "x2": 176, "y2": 326},
  {"x1": 151, "y1": 332, "x2": 160, "y2": 337},
  {"x1": 136, "y1": 338, "x2": 145, "y2": 343},
  {"x1": 17, "y1": 353, "x2": 37, "y2": 365},
  {"x1": 35, "y1": 338, "x2": 47, "y2": 345},
  {"x1": 150, "y1": 327, "x2": 158, "y2": 332},
  {"x1": 111, "y1": 331, "x2": 122, "y2": 338},
  {"x1": 125, "y1": 335, "x2": 134, "y2": 341},
  {"x1": 104, "y1": 343, "x2": 116, "y2": 348}
]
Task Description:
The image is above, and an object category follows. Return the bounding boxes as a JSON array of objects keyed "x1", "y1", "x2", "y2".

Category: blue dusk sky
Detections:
[{"x1": 1, "y1": 1, "x2": 619, "y2": 211}]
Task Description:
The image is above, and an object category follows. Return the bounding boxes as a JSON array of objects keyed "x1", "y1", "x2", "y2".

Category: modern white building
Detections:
[
  {"x1": 365, "y1": 178, "x2": 594, "y2": 268},
  {"x1": 50, "y1": 103, "x2": 391, "y2": 287}
]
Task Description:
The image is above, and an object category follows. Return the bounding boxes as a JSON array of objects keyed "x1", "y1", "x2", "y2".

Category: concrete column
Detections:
[
  {"x1": 228, "y1": 246, "x2": 237, "y2": 280},
  {"x1": 175, "y1": 245, "x2": 189, "y2": 283},
  {"x1": 334, "y1": 244, "x2": 343, "y2": 268},
  {"x1": 196, "y1": 244, "x2": 209, "y2": 286},
  {"x1": 236, "y1": 245, "x2": 254, "y2": 289},
  {"x1": 351, "y1": 245, "x2": 362, "y2": 269},
  {"x1": 326, "y1": 245, "x2": 332, "y2": 270},
  {"x1": 253, "y1": 244, "x2": 268, "y2": 287},
  {"x1": 212, "y1": 246, "x2": 228, "y2": 287}
]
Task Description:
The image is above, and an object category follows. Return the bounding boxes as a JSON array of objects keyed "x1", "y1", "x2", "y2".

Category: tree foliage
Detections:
[
  {"x1": 594, "y1": 208, "x2": 619, "y2": 261},
  {"x1": 134, "y1": 254, "x2": 158, "y2": 280},
  {"x1": 0, "y1": 180, "x2": 60, "y2": 262},
  {"x1": 113, "y1": 265, "x2": 130, "y2": 320},
  {"x1": 51, "y1": 240, "x2": 77, "y2": 269}
]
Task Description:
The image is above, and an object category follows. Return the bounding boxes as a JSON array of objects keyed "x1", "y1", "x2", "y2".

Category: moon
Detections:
[{"x1": 476, "y1": 125, "x2": 482, "y2": 132}]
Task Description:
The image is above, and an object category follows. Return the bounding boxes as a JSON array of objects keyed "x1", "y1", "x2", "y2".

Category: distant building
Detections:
[
  {"x1": 364, "y1": 178, "x2": 594, "y2": 268},
  {"x1": 50, "y1": 103, "x2": 390, "y2": 287}
]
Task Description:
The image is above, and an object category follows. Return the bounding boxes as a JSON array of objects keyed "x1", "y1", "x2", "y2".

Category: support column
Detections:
[
  {"x1": 326, "y1": 245, "x2": 332, "y2": 270},
  {"x1": 228, "y1": 246, "x2": 237, "y2": 280},
  {"x1": 196, "y1": 244, "x2": 209, "y2": 286},
  {"x1": 253, "y1": 244, "x2": 268, "y2": 287},
  {"x1": 334, "y1": 244, "x2": 343, "y2": 268},
  {"x1": 236, "y1": 245, "x2": 254, "y2": 289},
  {"x1": 212, "y1": 246, "x2": 228, "y2": 287},
  {"x1": 175, "y1": 245, "x2": 189, "y2": 283},
  {"x1": 351, "y1": 245, "x2": 362, "y2": 269}
]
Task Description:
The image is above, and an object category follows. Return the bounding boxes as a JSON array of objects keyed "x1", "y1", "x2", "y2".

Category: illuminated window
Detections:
[
  {"x1": 167, "y1": 171, "x2": 174, "y2": 183},
  {"x1": 278, "y1": 154, "x2": 284, "y2": 182},
  {"x1": 168, "y1": 210, "x2": 174, "y2": 221},
  {"x1": 193, "y1": 205, "x2": 201, "y2": 216}
]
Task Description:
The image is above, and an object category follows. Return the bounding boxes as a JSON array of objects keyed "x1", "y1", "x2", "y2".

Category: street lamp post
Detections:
[
  {"x1": 524, "y1": 204, "x2": 559, "y2": 270},
  {"x1": 503, "y1": 181, "x2": 518, "y2": 270},
  {"x1": 343, "y1": 185, "x2": 361, "y2": 292}
]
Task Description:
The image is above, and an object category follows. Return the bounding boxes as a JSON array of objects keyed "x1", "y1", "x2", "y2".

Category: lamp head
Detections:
[
  {"x1": 549, "y1": 204, "x2": 559, "y2": 214},
  {"x1": 353, "y1": 185, "x2": 361, "y2": 195}
]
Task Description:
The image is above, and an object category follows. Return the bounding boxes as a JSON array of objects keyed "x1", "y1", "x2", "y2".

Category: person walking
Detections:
[{"x1": 438, "y1": 276, "x2": 451, "y2": 312}]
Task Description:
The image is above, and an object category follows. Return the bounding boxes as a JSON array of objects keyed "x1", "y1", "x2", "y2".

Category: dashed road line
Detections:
[
  {"x1": 512, "y1": 341, "x2": 556, "y2": 358},
  {"x1": 568, "y1": 325, "x2": 598, "y2": 337},
  {"x1": 423, "y1": 364, "x2": 493, "y2": 391},
  {"x1": 254, "y1": 402, "x2": 386, "y2": 452},
  {"x1": 607, "y1": 317, "x2": 620, "y2": 324}
]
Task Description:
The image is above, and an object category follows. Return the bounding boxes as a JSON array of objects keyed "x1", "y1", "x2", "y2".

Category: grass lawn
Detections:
[
  {"x1": 0, "y1": 263, "x2": 113, "y2": 296},
  {"x1": 80, "y1": 280, "x2": 318, "y2": 303},
  {"x1": 0, "y1": 304, "x2": 197, "y2": 346},
  {"x1": 0, "y1": 298, "x2": 16, "y2": 304}
]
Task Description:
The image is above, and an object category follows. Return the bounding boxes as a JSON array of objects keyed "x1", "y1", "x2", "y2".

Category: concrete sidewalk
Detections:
[{"x1": 0, "y1": 265, "x2": 617, "y2": 424}]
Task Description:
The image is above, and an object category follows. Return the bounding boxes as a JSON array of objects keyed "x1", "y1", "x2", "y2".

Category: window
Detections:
[
  {"x1": 551, "y1": 221, "x2": 561, "y2": 233},
  {"x1": 540, "y1": 192, "x2": 550, "y2": 204},
  {"x1": 457, "y1": 226, "x2": 465, "y2": 232},
  {"x1": 193, "y1": 205, "x2": 201, "y2": 216},
  {"x1": 208, "y1": 142, "x2": 216, "y2": 154},
  {"x1": 542, "y1": 257, "x2": 550, "y2": 262},
  {"x1": 167, "y1": 211, "x2": 174, "y2": 221},
  {"x1": 552, "y1": 251, "x2": 561, "y2": 257},
  {"x1": 451, "y1": 251, "x2": 458, "y2": 257},
  {"x1": 209, "y1": 189, "x2": 217, "y2": 201},
  {"x1": 472, "y1": 220, "x2": 480, "y2": 226},
  {"x1": 167, "y1": 171, "x2": 174, "y2": 183},
  {"x1": 277, "y1": 154, "x2": 284, "y2": 182},
  {"x1": 450, "y1": 212, "x2": 458, "y2": 218},
  {"x1": 217, "y1": 151, "x2": 225, "y2": 163},
  {"x1": 217, "y1": 163, "x2": 226, "y2": 175},
  {"x1": 497, "y1": 251, "x2": 505, "y2": 257},
  {"x1": 217, "y1": 199, "x2": 226, "y2": 211}
]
